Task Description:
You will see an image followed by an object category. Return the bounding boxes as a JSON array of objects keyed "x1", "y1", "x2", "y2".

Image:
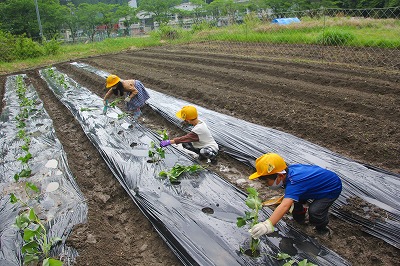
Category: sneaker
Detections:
[{"x1": 315, "y1": 227, "x2": 332, "y2": 239}]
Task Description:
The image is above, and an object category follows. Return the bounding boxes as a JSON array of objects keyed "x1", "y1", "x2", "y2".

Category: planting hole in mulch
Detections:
[
  {"x1": 243, "y1": 248, "x2": 260, "y2": 258},
  {"x1": 130, "y1": 142, "x2": 137, "y2": 147},
  {"x1": 201, "y1": 207, "x2": 214, "y2": 214}
]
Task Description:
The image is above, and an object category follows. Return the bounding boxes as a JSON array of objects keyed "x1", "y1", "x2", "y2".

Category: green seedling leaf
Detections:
[
  {"x1": 109, "y1": 98, "x2": 123, "y2": 108},
  {"x1": 23, "y1": 226, "x2": 41, "y2": 242},
  {"x1": 247, "y1": 187, "x2": 259, "y2": 197},
  {"x1": 159, "y1": 171, "x2": 168, "y2": 177},
  {"x1": 298, "y1": 259, "x2": 317, "y2": 266},
  {"x1": 118, "y1": 113, "x2": 128, "y2": 120},
  {"x1": 155, "y1": 147, "x2": 165, "y2": 159},
  {"x1": 18, "y1": 152, "x2": 32, "y2": 164},
  {"x1": 157, "y1": 129, "x2": 169, "y2": 140},
  {"x1": 159, "y1": 164, "x2": 203, "y2": 182},
  {"x1": 283, "y1": 260, "x2": 296, "y2": 266},
  {"x1": 22, "y1": 240, "x2": 39, "y2": 253},
  {"x1": 28, "y1": 208, "x2": 38, "y2": 221},
  {"x1": 23, "y1": 253, "x2": 39, "y2": 265},
  {"x1": 43, "y1": 258, "x2": 64, "y2": 266},
  {"x1": 236, "y1": 217, "x2": 247, "y2": 227},
  {"x1": 17, "y1": 121, "x2": 26, "y2": 128},
  {"x1": 276, "y1": 252, "x2": 291, "y2": 260},
  {"x1": 10, "y1": 193, "x2": 18, "y2": 204},
  {"x1": 246, "y1": 196, "x2": 262, "y2": 210},
  {"x1": 26, "y1": 182, "x2": 39, "y2": 193},
  {"x1": 17, "y1": 129, "x2": 26, "y2": 139},
  {"x1": 21, "y1": 144, "x2": 30, "y2": 151},
  {"x1": 15, "y1": 213, "x2": 30, "y2": 229},
  {"x1": 19, "y1": 168, "x2": 32, "y2": 178}
]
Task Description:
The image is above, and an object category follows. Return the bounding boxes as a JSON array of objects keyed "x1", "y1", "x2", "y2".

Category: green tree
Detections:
[
  {"x1": 116, "y1": 4, "x2": 139, "y2": 36},
  {"x1": 97, "y1": 2, "x2": 120, "y2": 37},
  {"x1": 61, "y1": 2, "x2": 80, "y2": 42},
  {"x1": 138, "y1": 0, "x2": 181, "y2": 25},
  {"x1": 0, "y1": 0, "x2": 65, "y2": 40},
  {"x1": 77, "y1": 3, "x2": 102, "y2": 41},
  {"x1": 40, "y1": 0, "x2": 65, "y2": 39},
  {"x1": 0, "y1": 0, "x2": 38, "y2": 39}
]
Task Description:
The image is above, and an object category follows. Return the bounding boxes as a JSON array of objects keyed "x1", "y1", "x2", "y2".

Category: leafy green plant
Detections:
[
  {"x1": 109, "y1": 98, "x2": 123, "y2": 108},
  {"x1": 117, "y1": 112, "x2": 129, "y2": 120},
  {"x1": 237, "y1": 187, "x2": 262, "y2": 257},
  {"x1": 10, "y1": 192, "x2": 63, "y2": 266},
  {"x1": 269, "y1": 252, "x2": 317, "y2": 266},
  {"x1": 147, "y1": 130, "x2": 169, "y2": 163},
  {"x1": 148, "y1": 141, "x2": 165, "y2": 162},
  {"x1": 157, "y1": 129, "x2": 169, "y2": 140},
  {"x1": 159, "y1": 163, "x2": 203, "y2": 183}
]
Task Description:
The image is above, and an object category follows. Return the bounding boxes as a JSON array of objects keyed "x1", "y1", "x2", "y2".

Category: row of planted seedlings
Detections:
[
  {"x1": 41, "y1": 65, "x2": 345, "y2": 266},
  {"x1": 8, "y1": 75, "x2": 63, "y2": 266},
  {"x1": 153, "y1": 132, "x2": 317, "y2": 265},
  {"x1": 44, "y1": 68, "x2": 204, "y2": 185}
]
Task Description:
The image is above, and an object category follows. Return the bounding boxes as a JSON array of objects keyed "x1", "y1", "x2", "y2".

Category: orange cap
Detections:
[{"x1": 249, "y1": 153, "x2": 287, "y2": 180}]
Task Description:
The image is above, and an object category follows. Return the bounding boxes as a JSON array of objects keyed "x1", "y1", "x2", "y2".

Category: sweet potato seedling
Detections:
[
  {"x1": 148, "y1": 141, "x2": 165, "y2": 163},
  {"x1": 157, "y1": 129, "x2": 169, "y2": 140},
  {"x1": 237, "y1": 187, "x2": 262, "y2": 257},
  {"x1": 159, "y1": 164, "x2": 203, "y2": 183},
  {"x1": 9, "y1": 74, "x2": 64, "y2": 265},
  {"x1": 10, "y1": 193, "x2": 63, "y2": 266},
  {"x1": 270, "y1": 252, "x2": 318, "y2": 266}
]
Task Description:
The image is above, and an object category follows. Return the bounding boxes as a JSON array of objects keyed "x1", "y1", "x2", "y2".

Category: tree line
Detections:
[{"x1": 0, "y1": 0, "x2": 399, "y2": 42}]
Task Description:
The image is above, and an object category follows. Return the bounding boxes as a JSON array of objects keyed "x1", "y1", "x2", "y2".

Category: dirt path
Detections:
[{"x1": 1, "y1": 43, "x2": 399, "y2": 265}]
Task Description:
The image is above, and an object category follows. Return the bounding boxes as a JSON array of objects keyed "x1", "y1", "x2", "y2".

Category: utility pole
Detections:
[{"x1": 34, "y1": 0, "x2": 43, "y2": 41}]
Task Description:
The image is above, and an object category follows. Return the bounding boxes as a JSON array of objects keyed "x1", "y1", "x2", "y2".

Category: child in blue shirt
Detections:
[{"x1": 248, "y1": 153, "x2": 342, "y2": 239}]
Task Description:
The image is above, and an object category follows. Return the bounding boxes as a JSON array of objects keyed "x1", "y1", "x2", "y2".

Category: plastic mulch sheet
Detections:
[
  {"x1": 39, "y1": 67, "x2": 352, "y2": 265},
  {"x1": 71, "y1": 62, "x2": 400, "y2": 250},
  {"x1": 0, "y1": 75, "x2": 87, "y2": 265}
]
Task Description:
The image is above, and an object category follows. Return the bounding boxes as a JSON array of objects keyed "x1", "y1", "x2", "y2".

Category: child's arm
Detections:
[{"x1": 160, "y1": 132, "x2": 199, "y2": 147}]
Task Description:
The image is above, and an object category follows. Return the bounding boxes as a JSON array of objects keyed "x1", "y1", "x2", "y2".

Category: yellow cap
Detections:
[
  {"x1": 249, "y1": 153, "x2": 287, "y2": 180},
  {"x1": 106, "y1": 75, "x2": 120, "y2": 88},
  {"x1": 176, "y1": 105, "x2": 198, "y2": 120}
]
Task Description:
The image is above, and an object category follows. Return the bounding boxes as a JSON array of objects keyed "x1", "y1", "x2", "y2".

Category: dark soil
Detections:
[{"x1": 1, "y1": 43, "x2": 399, "y2": 265}]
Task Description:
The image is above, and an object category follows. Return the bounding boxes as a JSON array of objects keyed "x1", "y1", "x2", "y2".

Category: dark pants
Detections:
[
  {"x1": 182, "y1": 143, "x2": 217, "y2": 160},
  {"x1": 292, "y1": 197, "x2": 337, "y2": 230}
]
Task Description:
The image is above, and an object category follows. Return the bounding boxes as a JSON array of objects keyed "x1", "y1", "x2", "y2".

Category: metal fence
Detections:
[{"x1": 178, "y1": 7, "x2": 400, "y2": 70}]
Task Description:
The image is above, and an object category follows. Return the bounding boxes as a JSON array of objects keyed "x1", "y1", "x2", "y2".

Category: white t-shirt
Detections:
[{"x1": 191, "y1": 120, "x2": 219, "y2": 151}]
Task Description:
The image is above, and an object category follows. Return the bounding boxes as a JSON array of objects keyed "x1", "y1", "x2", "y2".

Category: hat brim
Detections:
[
  {"x1": 106, "y1": 81, "x2": 118, "y2": 89},
  {"x1": 176, "y1": 110, "x2": 183, "y2": 119},
  {"x1": 249, "y1": 172, "x2": 261, "y2": 180}
]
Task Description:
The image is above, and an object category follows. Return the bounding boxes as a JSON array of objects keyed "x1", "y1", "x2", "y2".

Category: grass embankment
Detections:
[
  {"x1": 1, "y1": 16, "x2": 398, "y2": 75},
  {"x1": 0, "y1": 37, "x2": 161, "y2": 75}
]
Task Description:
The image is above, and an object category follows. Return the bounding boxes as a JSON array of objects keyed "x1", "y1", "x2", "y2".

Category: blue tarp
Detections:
[{"x1": 272, "y1": 18, "x2": 301, "y2": 25}]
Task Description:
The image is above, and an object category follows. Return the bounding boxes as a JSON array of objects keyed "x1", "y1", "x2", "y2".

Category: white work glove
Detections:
[
  {"x1": 249, "y1": 219, "x2": 274, "y2": 239},
  {"x1": 124, "y1": 96, "x2": 131, "y2": 102}
]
